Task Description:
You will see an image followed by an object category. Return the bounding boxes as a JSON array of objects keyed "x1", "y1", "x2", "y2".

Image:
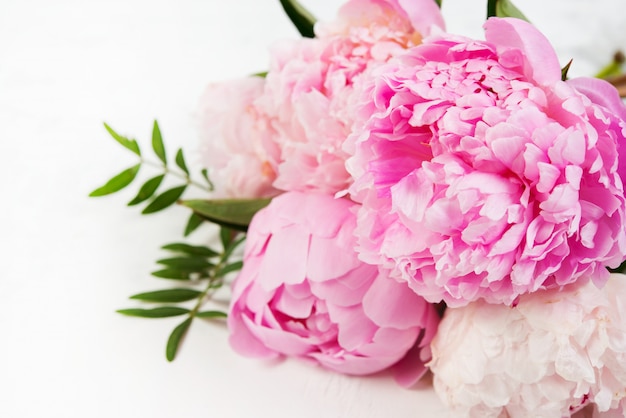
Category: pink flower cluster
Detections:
[
  {"x1": 347, "y1": 18, "x2": 626, "y2": 307},
  {"x1": 195, "y1": 0, "x2": 626, "y2": 413}
]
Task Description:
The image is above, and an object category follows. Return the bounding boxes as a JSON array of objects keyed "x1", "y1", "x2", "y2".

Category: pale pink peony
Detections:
[
  {"x1": 228, "y1": 191, "x2": 439, "y2": 381},
  {"x1": 256, "y1": 0, "x2": 444, "y2": 194},
  {"x1": 197, "y1": 77, "x2": 280, "y2": 198},
  {"x1": 429, "y1": 273, "x2": 626, "y2": 418},
  {"x1": 347, "y1": 17, "x2": 626, "y2": 306}
]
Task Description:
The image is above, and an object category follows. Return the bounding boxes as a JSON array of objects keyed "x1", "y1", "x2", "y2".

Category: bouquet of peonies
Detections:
[{"x1": 92, "y1": 0, "x2": 626, "y2": 416}]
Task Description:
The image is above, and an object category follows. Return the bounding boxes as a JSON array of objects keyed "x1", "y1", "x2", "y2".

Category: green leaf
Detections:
[
  {"x1": 156, "y1": 257, "x2": 213, "y2": 271},
  {"x1": 222, "y1": 234, "x2": 246, "y2": 262},
  {"x1": 175, "y1": 148, "x2": 189, "y2": 175},
  {"x1": 181, "y1": 198, "x2": 271, "y2": 230},
  {"x1": 89, "y1": 164, "x2": 140, "y2": 197},
  {"x1": 142, "y1": 185, "x2": 187, "y2": 214},
  {"x1": 434, "y1": 0, "x2": 442, "y2": 7},
  {"x1": 151, "y1": 269, "x2": 192, "y2": 281},
  {"x1": 128, "y1": 174, "x2": 165, "y2": 206},
  {"x1": 220, "y1": 226, "x2": 234, "y2": 252},
  {"x1": 596, "y1": 52, "x2": 625, "y2": 79},
  {"x1": 196, "y1": 310, "x2": 227, "y2": 319},
  {"x1": 252, "y1": 71, "x2": 268, "y2": 78},
  {"x1": 279, "y1": 0, "x2": 316, "y2": 38},
  {"x1": 152, "y1": 120, "x2": 166, "y2": 165},
  {"x1": 487, "y1": 0, "x2": 529, "y2": 21},
  {"x1": 130, "y1": 288, "x2": 202, "y2": 303},
  {"x1": 117, "y1": 307, "x2": 190, "y2": 318},
  {"x1": 200, "y1": 168, "x2": 214, "y2": 190},
  {"x1": 561, "y1": 59, "x2": 573, "y2": 81},
  {"x1": 217, "y1": 261, "x2": 243, "y2": 278},
  {"x1": 103, "y1": 123, "x2": 141, "y2": 156},
  {"x1": 162, "y1": 243, "x2": 218, "y2": 257},
  {"x1": 184, "y1": 212, "x2": 204, "y2": 237},
  {"x1": 166, "y1": 317, "x2": 192, "y2": 361}
]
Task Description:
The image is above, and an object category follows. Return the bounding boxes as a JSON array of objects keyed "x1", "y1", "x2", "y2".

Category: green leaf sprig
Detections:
[
  {"x1": 117, "y1": 226, "x2": 246, "y2": 361},
  {"x1": 90, "y1": 121, "x2": 214, "y2": 221}
]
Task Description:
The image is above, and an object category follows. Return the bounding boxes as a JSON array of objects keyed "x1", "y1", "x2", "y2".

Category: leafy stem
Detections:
[{"x1": 141, "y1": 158, "x2": 212, "y2": 193}]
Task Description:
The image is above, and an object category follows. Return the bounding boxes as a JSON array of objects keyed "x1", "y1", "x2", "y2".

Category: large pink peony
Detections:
[
  {"x1": 347, "y1": 17, "x2": 626, "y2": 306},
  {"x1": 228, "y1": 191, "x2": 439, "y2": 380},
  {"x1": 429, "y1": 273, "x2": 626, "y2": 417},
  {"x1": 197, "y1": 77, "x2": 280, "y2": 198},
  {"x1": 256, "y1": 0, "x2": 444, "y2": 194}
]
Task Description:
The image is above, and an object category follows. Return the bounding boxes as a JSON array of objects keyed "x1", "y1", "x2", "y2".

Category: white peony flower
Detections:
[{"x1": 429, "y1": 273, "x2": 626, "y2": 417}]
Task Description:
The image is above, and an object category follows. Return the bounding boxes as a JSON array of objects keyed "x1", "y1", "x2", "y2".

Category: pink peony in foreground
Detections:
[
  {"x1": 256, "y1": 0, "x2": 444, "y2": 194},
  {"x1": 429, "y1": 273, "x2": 626, "y2": 417},
  {"x1": 347, "y1": 17, "x2": 626, "y2": 306},
  {"x1": 197, "y1": 77, "x2": 280, "y2": 198},
  {"x1": 228, "y1": 192, "x2": 439, "y2": 380}
]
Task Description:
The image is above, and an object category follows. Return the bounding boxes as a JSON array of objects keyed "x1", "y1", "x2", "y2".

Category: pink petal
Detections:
[
  {"x1": 362, "y1": 273, "x2": 429, "y2": 329},
  {"x1": 484, "y1": 18, "x2": 561, "y2": 85}
]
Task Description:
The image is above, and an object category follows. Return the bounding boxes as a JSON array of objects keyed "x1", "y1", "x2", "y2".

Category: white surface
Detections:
[{"x1": 1, "y1": 1, "x2": 624, "y2": 417}]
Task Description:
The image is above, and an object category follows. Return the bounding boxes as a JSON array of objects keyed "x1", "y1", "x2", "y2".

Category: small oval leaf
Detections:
[
  {"x1": 142, "y1": 185, "x2": 187, "y2": 214},
  {"x1": 200, "y1": 168, "x2": 214, "y2": 190},
  {"x1": 89, "y1": 164, "x2": 140, "y2": 197},
  {"x1": 128, "y1": 174, "x2": 165, "y2": 206},
  {"x1": 103, "y1": 123, "x2": 141, "y2": 156},
  {"x1": 156, "y1": 257, "x2": 213, "y2": 271},
  {"x1": 181, "y1": 198, "x2": 271, "y2": 230},
  {"x1": 196, "y1": 310, "x2": 227, "y2": 319},
  {"x1": 151, "y1": 269, "x2": 192, "y2": 281},
  {"x1": 175, "y1": 148, "x2": 189, "y2": 175},
  {"x1": 279, "y1": 0, "x2": 316, "y2": 38},
  {"x1": 152, "y1": 120, "x2": 166, "y2": 165},
  {"x1": 216, "y1": 261, "x2": 243, "y2": 278},
  {"x1": 117, "y1": 307, "x2": 190, "y2": 318},
  {"x1": 161, "y1": 243, "x2": 218, "y2": 258},
  {"x1": 184, "y1": 212, "x2": 204, "y2": 237},
  {"x1": 129, "y1": 288, "x2": 202, "y2": 303},
  {"x1": 166, "y1": 317, "x2": 192, "y2": 361}
]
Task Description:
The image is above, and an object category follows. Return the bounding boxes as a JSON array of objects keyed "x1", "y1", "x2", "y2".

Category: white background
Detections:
[{"x1": 1, "y1": 0, "x2": 624, "y2": 417}]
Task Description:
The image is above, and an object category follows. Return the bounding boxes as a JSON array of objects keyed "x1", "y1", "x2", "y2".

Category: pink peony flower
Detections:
[
  {"x1": 428, "y1": 273, "x2": 626, "y2": 418},
  {"x1": 347, "y1": 17, "x2": 626, "y2": 306},
  {"x1": 228, "y1": 191, "x2": 439, "y2": 381},
  {"x1": 197, "y1": 77, "x2": 280, "y2": 198},
  {"x1": 256, "y1": 0, "x2": 444, "y2": 194}
]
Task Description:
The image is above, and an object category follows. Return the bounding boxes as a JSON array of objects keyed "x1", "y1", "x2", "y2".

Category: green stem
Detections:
[{"x1": 141, "y1": 159, "x2": 212, "y2": 192}]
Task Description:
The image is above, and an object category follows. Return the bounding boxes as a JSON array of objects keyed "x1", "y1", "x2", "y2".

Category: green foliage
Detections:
[
  {"x1": 91, "y1": 120, "x2": 214, "y2": 222},
  {"x1": 487, "y1": 0, "x2": 529, "y2": 21},
  {"x1": 129, "y1": 288, "x2": 202, "y2": 303},
  {"x1": 103, "y1": 123, "x2": 140, "y2": 156},
  {"x1": 151, "y1": 120, "x2": 167, "y2": 165},
  {"x1": 118, "y1": 234, "x2": 245, "y2": 361},
  {"x1": 181, "y1": 198, "x2": 272, "y2": 231},
  {"x1": 166, "y1": 317, "x2": 192, "y2": 361},
  {"x1": 184, "y1": 213, "x2": 205, "y2": 237},
  {"x1": 128, "y1": 174, "x2": 165, "y2": 206},
  {"x1": 89, "y1": 164, "x2": 140, "y2": 197},
  {"x1": 279, "y1": 0, "x2": 316, "y2": 38},
  {"x1": 117, "y1": 307, "x2": 190, "y2": 318},
  {"x1": 175, "y1": 148, "x2": 189, "y2": 175},
  {"x1": 95, "y1": 119, "x2": 247, "y2": 361},
  {"x1": 596, "y1": 51, "x2": 625, "y2": 79},
  {"x1": 561, "y1": 59, "x2": 573, "y2": 81},
  {"x1": 142, "y1": 185, "x2": 187, "y2": 214},
  {"x1": 434, "y1": 0, "x2": 442, "y2": 7}
]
